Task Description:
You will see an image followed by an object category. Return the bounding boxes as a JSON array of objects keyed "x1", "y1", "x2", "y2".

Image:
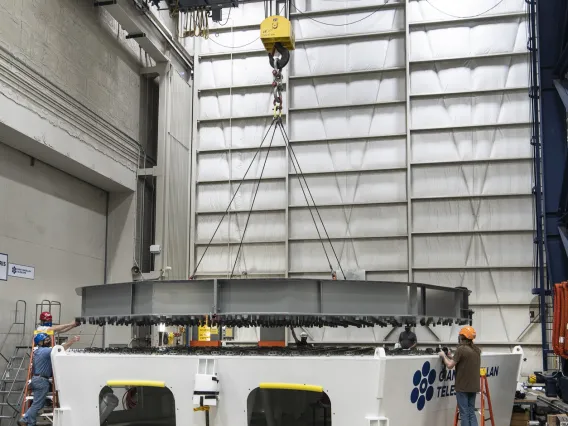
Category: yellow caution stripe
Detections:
[
  {"x1": 259, "y1": 383, "x2": 323, "y2": 393},
  {"x1": 107, "y1": 380, "x2": 165, "y2": 388}
]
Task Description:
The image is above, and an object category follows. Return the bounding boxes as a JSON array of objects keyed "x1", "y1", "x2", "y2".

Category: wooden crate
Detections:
[
  {"x1": 547, "y1": 414, "x2": 568, "y2": 425},
  {"x1": 510, "y1": 410, "x2": 529, "y2": 426}
]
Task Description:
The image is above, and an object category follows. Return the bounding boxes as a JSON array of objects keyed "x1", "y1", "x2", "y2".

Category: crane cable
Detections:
[
  {"x1": 194, "y1": 13, "x2": 348, "y2": 280},
  {"x1": 190, "y1": 120, "x2": 278, "y2": 278},
  {"x1": 230, "y1": 125, "x2": 279, "y2": 277},
  {"x1": 192, "y1": 115, "x2": 346, "y2": 279},
  {"x1": 276, "y1": 120, "x2": 346, "y2": 280}
]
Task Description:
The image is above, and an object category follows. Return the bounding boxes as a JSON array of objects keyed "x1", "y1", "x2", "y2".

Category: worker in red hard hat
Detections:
[
  {"x1": 37, "y1": 311, "x2": 80, "y2": 334},
  {"x1": 439, "y1": 326, "x2": 481, "y2": 426}
]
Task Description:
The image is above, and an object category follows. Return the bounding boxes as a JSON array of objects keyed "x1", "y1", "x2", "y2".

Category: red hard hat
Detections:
[{"x1": 39, "y1": 312, "x2": 52, "y2": 322}]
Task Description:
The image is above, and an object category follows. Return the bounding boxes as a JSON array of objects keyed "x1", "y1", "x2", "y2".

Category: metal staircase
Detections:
[{"x1": 0, "y1": 301, "x2": 27, "y2": 426}]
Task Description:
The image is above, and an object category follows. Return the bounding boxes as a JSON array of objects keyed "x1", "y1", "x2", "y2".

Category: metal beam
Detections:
[
  {"x1": 289, "y1": 200, "x2": 408, "y2": 209},
  {"x1": 288, "y1": 268, "x2": 407, "y2": 275},
  {"x1": 538, "y1": 0, "x2": 568, "y2": 291},
  {"x1": 553, "y1": 79, "x2": 568, "y2": 111},
  {"x1": 198, "y1": 144, "x2": 286, "y2": 154},
  {"x1": 197, "y1": 113, "x2": 286, "y2": 123},
  {"x1": 409, "y1": 11, "x2": 527, "y2": 28},
  {"x1": 290, "y1": 66, "x2": 405, "y2": 81},
  {"x1": 197, "y1": 176, "x2": 285, "y2": 184},
  {"x1": 558, "y1": 226, "x2": 568, "y2": 259},
  {"x1": 409, "y1": 51, "x2": 529, "y2": 66},
  {"x1": 289, "y1": 1, "x2": 404, "y2": 19},
  {"x1": 77, "y1": 278, "x2": 470, "y2": 325},
  {"x1": 287, "y1": 235, "x2": 408, "y2": 242},
  {"x1": 137, "y1": 167, "x2": 157, "y2": 176},
  {"x1": 410, "y1": 121, "x2": 532, "y2": 133},
  {"x1": 199, "y1": 49, "x2": 266, "y2": 60},
  {"x1": 195, "y1": 239, "x2": 285, "y2": 246},
  {"x1": 96, "y1": 1, "x2": 166, "y2": 63},
  {"x1": 410, "y1": 86, "x2": 529, "y2": 99},
  {"x1": 289, "y1": 100, "x2": 405, "y2": 113},
  {"x1": 412, "y1": 265, "x2": 535, "y2": 271},
  {"x1": 96, "y1": 0, "x2": 193, "y2": 74},
  {"x1": 289, "y1": 132, "x2": 407, "y2": 144},
  {"x1": 411, "y1": 157, "x2": 532, "y2": 167},
  {"x1": 405, "y1": 0, "x2": 413, "y2": 283},
  {"x1": 295, "y1": 29, "x2": 405, "y2": 46},
  {"x1": 196, "y1": 207, "x2": 286, "y2": 214},
  {"x1": 288, "y1": 166, "x2": 406, "y2": 177},
  {"x1": 412, "y1": 229, "x2": 533, "y2": 236},
  {"x1": 198, "y1": 82, "x2": 283, "y2": 94},
  {"x1": 411, "y1": 193, "x2": 533, "y2": 201}
]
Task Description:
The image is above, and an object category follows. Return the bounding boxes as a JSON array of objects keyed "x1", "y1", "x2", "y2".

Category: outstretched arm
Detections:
[
  {"x1": 50, "y1": 321, "x2": 80, "y2": 334},
  {"x1": 62, "y1": 336, "x2": 80, "y2": 351}
]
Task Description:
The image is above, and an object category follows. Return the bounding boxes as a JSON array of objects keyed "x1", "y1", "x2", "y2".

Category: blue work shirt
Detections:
[{"x1": 33, "y1": 347, "x2": 53, "y2": 377}]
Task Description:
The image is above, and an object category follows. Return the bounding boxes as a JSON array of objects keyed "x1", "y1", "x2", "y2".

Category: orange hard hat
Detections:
[{"x1": 459, "y1": 325, "x2": 476, "y2": 340}]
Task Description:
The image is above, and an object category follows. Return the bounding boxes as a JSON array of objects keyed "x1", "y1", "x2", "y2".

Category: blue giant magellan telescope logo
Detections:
[{"x1": 410, "y1": 361, "x2": 436, "y2": 411}]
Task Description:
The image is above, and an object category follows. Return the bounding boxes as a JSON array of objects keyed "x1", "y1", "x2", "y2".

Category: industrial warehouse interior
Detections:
[{"x1": 0, "y1": 0, "x2": 567, "y2": 425}]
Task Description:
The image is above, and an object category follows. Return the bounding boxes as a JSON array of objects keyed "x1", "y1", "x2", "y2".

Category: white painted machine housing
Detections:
[{"x1": 50, "y1": 345, "x2": 523, "y2": 426}]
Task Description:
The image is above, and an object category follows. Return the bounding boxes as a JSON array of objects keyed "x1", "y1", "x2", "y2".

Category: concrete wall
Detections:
[
  {"x1": 0, "y1": 0, "x2": 144, "y2": 190},
  {"x1": 0, "y1": 142, "x2": 106, "y2": 361},
  {"x1": 0, "y1": 0, "x2": 152, "y2": 356}
]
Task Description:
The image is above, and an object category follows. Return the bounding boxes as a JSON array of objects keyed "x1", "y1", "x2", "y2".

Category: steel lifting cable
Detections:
[
  {"x1": 276, "y1": 120, "x2": 346, "y2": 280},
  {"x1": 230, "y1": 125, "x2": 279, "y2": 277},
  {"x1": 190, "y1": 120, "x2": 278, "y2": 278}
]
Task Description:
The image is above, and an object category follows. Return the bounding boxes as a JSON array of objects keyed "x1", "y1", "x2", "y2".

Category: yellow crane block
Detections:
[{"x1": 260, "y1": 15, "x2": 295, "y2": 52}]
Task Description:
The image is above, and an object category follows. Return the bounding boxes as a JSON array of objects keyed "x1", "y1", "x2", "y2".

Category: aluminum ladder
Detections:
[
  {"x1": 0, "y1": 301, "x2": 27, "y2": 426},
  {"x1": 19, "y1": 330, "x2": 57, "y2": 426}
]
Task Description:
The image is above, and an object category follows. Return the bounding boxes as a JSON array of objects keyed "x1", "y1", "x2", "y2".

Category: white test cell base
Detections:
[{"x1": 50, "y1": 345, "x2": 523, "y2": 426}]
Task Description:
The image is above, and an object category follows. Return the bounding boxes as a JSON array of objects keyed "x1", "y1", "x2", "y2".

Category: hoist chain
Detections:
[{"x1": 272, "y1": 67, "x2": 284, "y2": 118}]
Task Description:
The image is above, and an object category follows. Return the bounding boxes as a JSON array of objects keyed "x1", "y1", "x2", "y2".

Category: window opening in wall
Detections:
[
  {"x1": 247, "y1": 388, "x2": 332, "y2": 426},
  {"x1": 99, "y1": 385, "x2": 176, "y2": 425}
]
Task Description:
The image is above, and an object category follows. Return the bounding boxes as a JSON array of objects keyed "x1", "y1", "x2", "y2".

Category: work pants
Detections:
[
  {"x1": 21, "y1": 376, "x2": 50, "y2": 425},
  {"x1": 456, "y1": 391, "x2": 478, "y2": 426}
]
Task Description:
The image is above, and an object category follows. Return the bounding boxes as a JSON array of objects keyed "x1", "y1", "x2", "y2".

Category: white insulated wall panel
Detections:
[
  {"x1": 289, "y1": 138, "x2": 407, "y2": 173},
  {"x1": 408, "y1": 0, "x2": 525, "y2": 22},
  {"x1": 409, "y1": 17, "x2": 528, "y2": 61},
  {"x1": 198, "y1": 118, "x2": 286, "y2": 151},
  {"x1": 290, "y1": 103, "x2": 407, "y2": 140},
  {"x1": 407, "y1": 0, "x2": 535, "y2": 369},
  {"x1": 191, "y1": 0, "x2": 537, "y2": 369},
  {"x1": 291, "y1": 71, "x2": 406, "y2": 108},
  {"x1": 410, "y1": 56, "x2": 529, "y2": 94},
  {"x1": 411, "y1": 126, "x2": 532, "y2": 163},
  {"x1": 291, "y1": 36, "x2": 406, "y2": 77}
]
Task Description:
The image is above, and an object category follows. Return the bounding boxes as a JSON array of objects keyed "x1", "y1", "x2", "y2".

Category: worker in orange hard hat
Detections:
[{"x1": 439, "y1": 326, "x2": 481, "y2": 426}]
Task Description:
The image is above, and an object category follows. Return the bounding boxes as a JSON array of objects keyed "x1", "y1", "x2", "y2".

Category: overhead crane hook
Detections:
[
  {"x1": 261, "y1": 15, "x2": 294, "y2": 118},
  {"x1": 260, "y1": 15, "x2": 295, "y2": 71}
]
